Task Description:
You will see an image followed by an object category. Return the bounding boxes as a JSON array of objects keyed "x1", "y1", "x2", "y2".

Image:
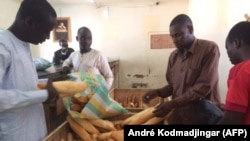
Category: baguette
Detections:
[
  {"x1": 66, "y1": 115, "x2": 92, "y2": 141},
  {"x1": 112, "y1": 120, "x2": 123, "y2": 130},
  {"x1": 73, "y1": 118, "x2": 100, "y2": 135},
  {"x1": 111, "y1": 130, "x2": 124, "y2": 141},
  {"x1": 70, "y1": 103, "x2": 83, "y2": 112},
  {"x1": 142, "y1": 117, "x2": 164, "y2": 125},
  {"x1": 37, "y1": 81, "x2": 87, "y2": 97},
  {"x1": 54, "y1": 81, "x2": 87, "y2": 96},
  {"x1": 92, "y1": 134, "x2": 98, "y2": 140},
  {"x1": 143, "y1": 110, "x2": 173, "y2": 125},
  {"x1": 67, "y1": 132, "x2": 73, "y2": 141},
  {"x1": 121, "y1": 106, "x2": 155, "y2": 126},
  {"x1": 97, "y1": 132, "x2": 112, "y2": 140},
  {"x1": 89, "y1": 118, "x2": 116, "y2": 131},
  {"x1": 37, "y1": 82, "x2": 47, "y2": 89},
  {"x1": 138, "y1": 96, "x2": 143, "y2": 108},
  {"x1": 72, "y1": 93, "x2": 90, "y2": 105}
]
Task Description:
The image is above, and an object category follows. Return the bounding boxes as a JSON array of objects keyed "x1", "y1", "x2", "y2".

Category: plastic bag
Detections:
[
  {"x1": 63, "y1": 72, "x2": 128, "y2": 119},
  {"x1": 33, "y1": 57, "x2": 53, "y2": 71}
]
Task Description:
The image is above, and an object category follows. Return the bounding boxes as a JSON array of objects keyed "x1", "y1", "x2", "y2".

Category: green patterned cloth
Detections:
[{"x1": 63, "y1": 72, "x2": 128, "y2": 119}]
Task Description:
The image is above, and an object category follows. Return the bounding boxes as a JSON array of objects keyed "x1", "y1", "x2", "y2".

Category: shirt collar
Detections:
[
  {"x1": 174, "y1": 38, "x2": 197, "y2": 60},
  {"x1": 187, "y1": 38, "x2": 197, "y2": 55},
  {"x1": 6, "y1": 29, "x2": 29, "y2": 47}
]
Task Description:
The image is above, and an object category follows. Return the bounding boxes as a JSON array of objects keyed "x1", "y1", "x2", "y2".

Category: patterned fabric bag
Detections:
[{"x1": 63, "y1": 71, "x2": 128, "y2": 119}]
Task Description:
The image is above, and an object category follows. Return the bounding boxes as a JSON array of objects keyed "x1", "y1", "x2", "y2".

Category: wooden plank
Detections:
[{"x1": 42, "y1": 121, "x2": 69, "y2": 141}]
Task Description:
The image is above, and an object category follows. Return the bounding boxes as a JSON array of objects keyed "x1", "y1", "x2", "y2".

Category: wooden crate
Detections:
[
  {"x1": 43, "y1": 97, "x2": 68, "y2": 134},
  {"x1": 43, "y1": 114, "x2": 134, "y2": 141},
  {"x1": 109, "y1": 88, "x2": 164, "y2": 112},
  {"x1": 42, "y1": 121, "x2": 72, "y2": 141}
]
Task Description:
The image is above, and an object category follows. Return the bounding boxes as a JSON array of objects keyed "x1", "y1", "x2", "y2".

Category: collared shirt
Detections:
[
  {"x1": 0, "y1": 30, "x2": 48, "y2": 141},
  {"x1": 161, "y1": 38, "x2": 221, "y2": 124},
  {"x1": 62, "y1": 49, "x2": 114, "y2": 90},
  {"x1": 224, "y1": 60, "x2": 250, "y2": 124}
]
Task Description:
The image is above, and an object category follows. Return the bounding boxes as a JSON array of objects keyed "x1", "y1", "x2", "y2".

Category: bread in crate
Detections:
[
  {"x1": 43, "y1": 107, "x2": 173, "y2": 141},
  {"x1": 109, "y1": 88, "x2": 164, "y2": 111}
]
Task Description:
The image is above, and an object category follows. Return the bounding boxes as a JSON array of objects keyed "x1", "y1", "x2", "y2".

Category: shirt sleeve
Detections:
[
  {"x1": 62, "y1": 52, "x2": 73, "y2": 67},
  {"x1": 0, "y1": 44, "x2": 48, "y2": 112},
  {"x1": 158, "y1": 55, "x2": 174, "y2": 97},
  {"x1": 97, "y1": 54, "x2": 114, "y2": 90},
  {"x1": 0, "y1": 89, "x2": 48, "y2": 112}
]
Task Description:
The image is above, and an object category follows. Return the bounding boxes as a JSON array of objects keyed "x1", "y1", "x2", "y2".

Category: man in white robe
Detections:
[
  {"x1": 62, "y1": 27, "x2": 114, "y2": 90},
  {"x1": 0, "y1": 1, "x2": 58, "y2": 141}
]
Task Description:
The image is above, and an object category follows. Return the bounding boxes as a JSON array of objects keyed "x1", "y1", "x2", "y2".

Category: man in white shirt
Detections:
[
  {"x1": 62, "y1": 27, "x2": 114, "y2": 90},
  {"x1": 0, "y1": 1, "x2": 59, "y2": 141}
]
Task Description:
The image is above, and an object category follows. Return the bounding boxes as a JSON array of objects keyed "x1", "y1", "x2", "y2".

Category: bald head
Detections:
[
  {"x1": 77, "y1": 27, "x2": 91, "y2": 35},
  {"x1": 169, "y1": 14, "x2": 195, "y2": 51},
  {"x1": 170, "y1": 14, "x2": 193, "y2": 27},
  {"x1": 9, "y1": 0, "x2": 57, "y2": 44},
  {"x1": 16, "y1": 0, "x2": 56, "y2": 22},
  {"x1": 76, "y1": 26, "x2": 92, "y2": 53}
]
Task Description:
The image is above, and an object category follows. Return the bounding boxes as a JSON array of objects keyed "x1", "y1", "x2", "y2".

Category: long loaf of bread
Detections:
[
  {"x1": 73, "y1": 118, "x2": 100, "y2": 135},
  {"x1": 37, "y1": 81, "x2": 87, "y2": 97},
  {"x1": 143, "y1": 110, "x2": 173, "y2": 125},
  {"x1": 121, "y1": 106, "x2": 155, "y2": 126},
  {"x1": 97, "y1": 132, "x2": 112, "y2": 141},
  {"x1": 66, "y1": 115, "x2": 92, "y2": 141},
  {"x1": 111, "y1": 130, "x2": 124, "y2": 141},
  {"x1": 142, "y1": 117, "x2": 164, "y2": 125},
  {"x1": 88, "y1": 118, "x2": 116, "y2": 131}
]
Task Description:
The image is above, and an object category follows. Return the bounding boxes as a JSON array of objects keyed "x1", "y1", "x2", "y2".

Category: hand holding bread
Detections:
[{"x1": 38, "y1": 80, "x2": 87, "y2": 97}]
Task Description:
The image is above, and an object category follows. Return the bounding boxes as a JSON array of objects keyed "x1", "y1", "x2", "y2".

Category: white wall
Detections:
[
  {"x1": 32, "y1": 0, "x2": 189, "y2": 91},
  {"x1": 0, "y1": 0, "x2": 19, "y2": 29},
  {"x1": 2, "y1": 0, "x2": 250, "y2": 103},
  {"x1": 188, "y1": 0, "x2": 250, "y2": 102}
]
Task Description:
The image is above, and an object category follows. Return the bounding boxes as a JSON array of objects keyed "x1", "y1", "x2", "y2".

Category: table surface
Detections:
[
  {"x1": 37, "y1": 58, "x2": 119, "y2": 78},
  {"x1": 37, "y1": 65, "x2": 62, "y2": 78}
]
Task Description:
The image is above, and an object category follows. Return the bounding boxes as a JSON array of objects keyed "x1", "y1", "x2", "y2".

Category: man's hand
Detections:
[
  {"x1": 153, "y1": 101, "x2": 175, "y2": 117},
  {"x1": 43, "y1": 74, "x2": 69, "y2": 104},
  {"x1": 60, "y1": 66, "x2": 71, "y2": 75},
  {"x1": 142, "y1": 90, "x2": 159, "y2": 103}
]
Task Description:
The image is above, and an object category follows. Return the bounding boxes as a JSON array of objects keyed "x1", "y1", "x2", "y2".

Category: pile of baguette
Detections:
[
  {"x1": 38, "y1": 81, "x2": 171, "y2": 141},
  {"x1": 70, "y1": 93, "x2": 93, "y2": 112},
  {"x1": 114, "y1": 95, "x2": 151, "y2": 109},
  {"x1": 65, "y1": 106, "x2": 172, "y2": 141}
]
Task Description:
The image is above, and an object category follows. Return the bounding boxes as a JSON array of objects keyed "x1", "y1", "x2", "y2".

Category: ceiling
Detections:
[{"x1": 47, "y1": 0, "x2": 170, "y2": 8}]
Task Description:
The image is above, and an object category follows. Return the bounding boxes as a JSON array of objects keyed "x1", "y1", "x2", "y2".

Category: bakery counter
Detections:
[{"x1": 37, "y1": 58, "x2": 119, "y2": 80}]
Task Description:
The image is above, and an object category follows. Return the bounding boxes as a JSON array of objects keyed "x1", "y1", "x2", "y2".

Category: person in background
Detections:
[
  {"x1": 62, "y1": 27, "x2": 114, "y2": 90},
  {"x1": 0, "y1": 0, "x2": 60, "y2": 141},
  {"x1": 217, "y1": 21, "x2": 250, "y2": 124},
  {"x1": 53, "y1": 39, "x2": 74, "y2": 66},
  {"x1": 143, "y1": 14, "x2": 221, "y2": 124}
]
